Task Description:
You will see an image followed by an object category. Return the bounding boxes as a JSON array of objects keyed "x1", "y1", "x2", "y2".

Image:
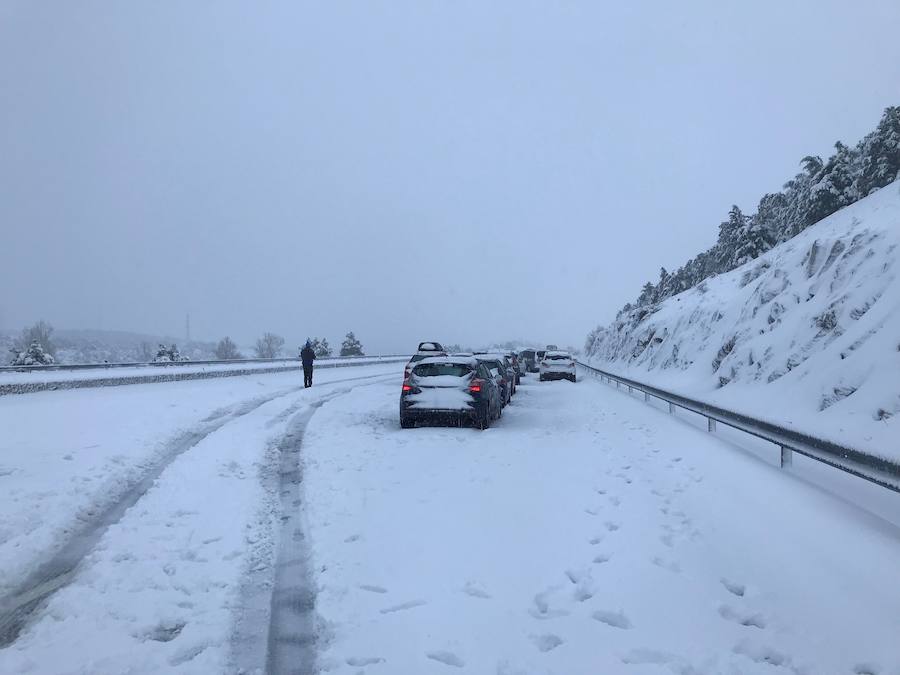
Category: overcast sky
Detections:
[{"x1": 2, "y1": 1, "x2": 898, "y2": 353}]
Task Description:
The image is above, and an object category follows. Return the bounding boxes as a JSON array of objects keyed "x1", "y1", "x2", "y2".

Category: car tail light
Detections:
[
  {"x1": 469, "y1": 378, "x2": 484, "y2": 393},
  {"x1": 402, "y1": 383, "x2": 412, "y2": 392}
]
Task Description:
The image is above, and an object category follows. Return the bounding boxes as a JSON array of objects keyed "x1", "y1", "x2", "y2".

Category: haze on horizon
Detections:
[{"x1": 2, "y1": 0, "x2": 899, "y2": 354}]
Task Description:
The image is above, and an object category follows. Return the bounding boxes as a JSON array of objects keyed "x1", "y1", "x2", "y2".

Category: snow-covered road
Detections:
[
  {"x1": 1, "y1": 367, "x2": 899, "y2": 674},
  {"x1": 303, "y1": 373, "x2": 900, "y2": 675}
]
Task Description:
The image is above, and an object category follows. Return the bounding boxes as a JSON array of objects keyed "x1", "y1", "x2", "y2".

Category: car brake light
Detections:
[
  {"x1": 402, "y1": 383, "x2": 413, "y2": 392},
  {"x1": 469, "y1": 379, "x2": 483, "y2": 393}
]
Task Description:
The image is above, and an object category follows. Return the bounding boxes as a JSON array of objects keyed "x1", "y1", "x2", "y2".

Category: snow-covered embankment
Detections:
[{"x1": 585, "y1": 180, "x2": 900, "y2": 461}]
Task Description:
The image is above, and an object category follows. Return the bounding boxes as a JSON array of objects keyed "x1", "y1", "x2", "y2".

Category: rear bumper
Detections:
[
  {"x1": 540, "y1": 370, "x2": 575, "y2": 380},
  {"x1": 400, "y1": 407, "x2": 480, "y2": 425}
]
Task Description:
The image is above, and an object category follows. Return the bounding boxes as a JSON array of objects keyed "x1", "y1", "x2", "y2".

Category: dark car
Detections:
[
  {"x1": 473, "y1": 353, "x2": 514, "y2": 405},
  {"x1": 506, "y1": 352, "x2": 523, "y2": 383},
  {"x1": 400, "y1": 356, "x2": 501, "y2": 429},
  {"x1": 404, "y1": 341, "x2": 448, "y2": 379},
  {"x1": 519, "y1": 349, "x2": 538, "y2": 373}
]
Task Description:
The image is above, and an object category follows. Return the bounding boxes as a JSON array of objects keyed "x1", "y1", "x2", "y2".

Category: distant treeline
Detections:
[{"x1": 620, "y1": 106, "x2": 900, "y2": 316}]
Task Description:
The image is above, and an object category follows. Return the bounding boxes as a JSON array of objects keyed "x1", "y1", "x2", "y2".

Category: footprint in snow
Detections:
[
  {"x1": 719, "y1": 605, "x2": 766, "y2": 629},
  {"x1": 732, "y1": 640, "x2": 792, "y2": 668},
  {"x1": 530, "y1": 588, "x2": 569, "y2": 620},
  {"x1": 592, "y1": 553, "x2": 612, "y2": 564},
  {"x1": 652, "y1": 556, "x2": 681, "y2": 573},
  {"x1": 530, "y1": 634, "x2": 564, "y2": 653},
  {"x1": 347, "y1": 656, "x2": 385, "y2": 666},
  {"x1": 592, "y1": 609, "x2": 632, "y2": 629},
  {"x1": 461, "y1": 581, "x2": 492, "y2": 599},
  {"x1": 564, "y1": 568, "x2": 595, "y2": 602},
  {"x1": 358, "y1": 584, "x2": 388, "y2": 594},
  {"x1": 426, "y1": 651, "x2": 465, "y2": 668},
  {"x1": 588, "y1": 535, "x2": 604, "y2": 545},
  {"x1": 380, "y1": 600, "x2": 427, "y2": 614},
  {"x1": 721, "y1": 578, "x2": 746, "y2": 597},
  {"x1": 604, "y1": 521, "x2": 620, "y2": 532}
]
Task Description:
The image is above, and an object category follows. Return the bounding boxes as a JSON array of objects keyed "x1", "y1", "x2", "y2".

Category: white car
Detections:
[{"x1": 539, "y1": 350, "x2": 576, "y2": 382}]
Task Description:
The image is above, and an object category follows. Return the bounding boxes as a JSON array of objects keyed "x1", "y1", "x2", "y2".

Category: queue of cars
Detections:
[{"x1": 400, "y1": 342, "x2": 576, "y2": 429}]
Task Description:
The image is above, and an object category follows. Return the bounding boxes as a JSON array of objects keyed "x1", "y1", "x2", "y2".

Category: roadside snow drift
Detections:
[{"x1": 586, "y1": 179, "x2": 900, "y2": 461}]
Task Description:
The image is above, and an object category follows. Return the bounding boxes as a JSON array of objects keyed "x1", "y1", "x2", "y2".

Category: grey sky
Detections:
[{"x1": 2, "y1": 0, "x2": 898, "y2": 353}]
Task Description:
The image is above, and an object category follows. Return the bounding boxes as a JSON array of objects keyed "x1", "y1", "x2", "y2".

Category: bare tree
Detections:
[
  {"x1": 255, "y1": 332, "x2": 284, "y2": 359},
  {"x1": 19, "y1": 320, "x2": 56, "y2": 357},
  {"x1": 215, "y1": 336, "x2": 242, "y2": 360}
]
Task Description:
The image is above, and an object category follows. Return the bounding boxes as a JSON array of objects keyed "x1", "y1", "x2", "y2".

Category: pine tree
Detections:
[
  {"x1": 18, "y1": 320, "x2": 56, "y2": 358},
  {"x1": 154, "y1": 343, "x2": 183, "y2": 362},
  {"x1": 858, "y1": 106, "x2": 900, "y2": 196},
  {"x1": 314, "y1": 338, "x2": 332, "y2": 358},
  {"x1": 340, "y1": 331, "x2": 364, "y2": 356},
  {"x1": 10, "y1": 340, "x2": 55, "y2": 366}
]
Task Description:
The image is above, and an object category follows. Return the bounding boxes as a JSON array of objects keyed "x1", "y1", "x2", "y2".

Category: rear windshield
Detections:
[
  {"x1": 413, "y1": 363, "x2": 473, "y2": 377},
  {"x1": 546, "y1": 354, "x2": 571, "y2": 360}
]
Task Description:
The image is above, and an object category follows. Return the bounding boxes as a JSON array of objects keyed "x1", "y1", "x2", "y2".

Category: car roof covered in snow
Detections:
[
  {"x1": 417, "y1": 355, "x2": 478, "y2": 367},
  {"x1": 474, "y1": 352, "x2": 508, "y2": 361},
  {"x1": 544, "y1": 350, "x2": 571, "y2": 357}
]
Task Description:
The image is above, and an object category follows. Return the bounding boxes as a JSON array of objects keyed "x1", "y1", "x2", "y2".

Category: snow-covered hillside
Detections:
[{"x1": 586, "y1": 179, "x2": 900, "y2": 460}]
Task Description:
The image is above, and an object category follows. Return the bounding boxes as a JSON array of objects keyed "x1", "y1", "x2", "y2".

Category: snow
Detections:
[
  {"x1": 0, "y1": 363, "x2": 401, "y2": 600},
  {"x1": 406, "y1": 386, "x2": 474, "y2": 410},
  {"x1": 586, "y1": 179, "x2": 900, "y2": 461},
  {"x1": 300, "y1": 373, "x2": 900, "y2": 674},
  {"x1": 2, "y1": 368, "x2": 899, "y2": 673}
]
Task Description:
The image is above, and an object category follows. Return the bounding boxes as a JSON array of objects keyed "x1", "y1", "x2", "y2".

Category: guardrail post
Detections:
[
  {"x1": 668, "y1": 402, "x2": 675, "y2": 414},
  {"x1": 644, "y1": 391, "x2": 649, "y2": 402},
  {"x1": 780, "y1": 446, "x2": 793, "y2": 468},
  {"x1": 708, "y1": 418, "x2": 716, "y2": 433}
]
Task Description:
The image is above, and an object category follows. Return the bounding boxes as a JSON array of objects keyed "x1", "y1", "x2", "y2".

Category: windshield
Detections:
[{"x1": 412, "y1": 363, "x2": 473, "y2": 377}]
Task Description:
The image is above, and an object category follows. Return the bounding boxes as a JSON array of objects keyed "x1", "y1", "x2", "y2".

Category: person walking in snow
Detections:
[{"x1": 300, "y1": 340, "x2": 316, "y2": 388}]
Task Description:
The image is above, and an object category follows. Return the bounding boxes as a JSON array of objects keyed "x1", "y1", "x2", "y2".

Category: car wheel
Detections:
[
  {"x1": 477, "y1": 407, "x2": 490, "y2": 430},
  {"x1": 400, "y1": 415, "x2": 414, "y2": 429},
  {"x1": 571, "y1": 374, "x2": 577, "y2": 383}
]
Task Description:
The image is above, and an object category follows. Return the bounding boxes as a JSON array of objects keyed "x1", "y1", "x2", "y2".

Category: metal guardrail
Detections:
[
  {"x1": 0, "y1": 354, "x2": 411, "y2": 374},
  {"x1": 577, "y1": 361, "x2": 900, "y2": 494}
]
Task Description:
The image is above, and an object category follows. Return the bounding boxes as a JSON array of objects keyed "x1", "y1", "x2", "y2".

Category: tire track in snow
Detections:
[
  {"x1": 0, "y1": 371, "x2": 394, "y2": 648},
  {"x1": 231, "y1": 378, "x2": 398, "y2": 675}
]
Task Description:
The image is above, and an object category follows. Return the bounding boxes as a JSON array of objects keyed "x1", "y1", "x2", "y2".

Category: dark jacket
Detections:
[{"x1": 300, "y1": 346, "x2": 316, "y2": 367}]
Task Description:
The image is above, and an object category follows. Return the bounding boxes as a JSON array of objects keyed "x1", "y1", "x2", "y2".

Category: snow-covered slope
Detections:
[{"x1": 586, "y1": 179, "x2": 900, "y2": 461}]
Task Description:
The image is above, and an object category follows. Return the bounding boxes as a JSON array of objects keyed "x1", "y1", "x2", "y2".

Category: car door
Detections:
[{"x1": 477, "y1": 363, "x2": 498, "y2": 410}]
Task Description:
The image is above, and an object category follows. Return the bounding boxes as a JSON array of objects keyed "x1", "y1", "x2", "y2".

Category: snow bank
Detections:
[
  {"x1": 0, "y1": 356, "x2": 407, "y2": 396},
  {"x1": 586, "y1": 179, "x2": 900, "y2": 461}
]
